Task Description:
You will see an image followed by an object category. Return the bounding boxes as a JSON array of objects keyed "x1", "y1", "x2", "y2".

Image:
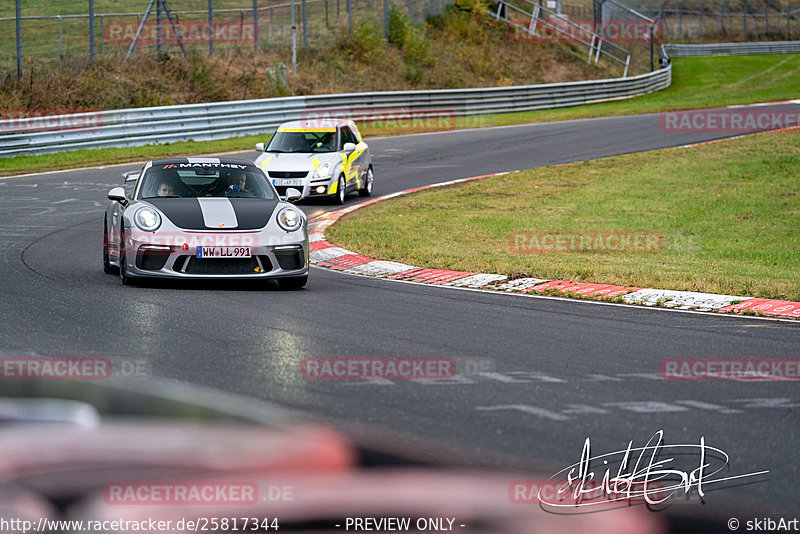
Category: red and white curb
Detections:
[{"x1": 308, "y1": 150, "x2": 800, "y2": 321}]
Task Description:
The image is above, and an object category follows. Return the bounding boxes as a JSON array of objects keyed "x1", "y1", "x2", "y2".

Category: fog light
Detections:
[{"x1": 316, "y1": 186, "x2": 326, "y2": 194}]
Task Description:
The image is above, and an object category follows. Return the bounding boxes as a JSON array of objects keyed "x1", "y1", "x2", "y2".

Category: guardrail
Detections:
[
  {"x1": 0, "y1": 66, "x2": 671, "y2": 157},
  {"x1": 662, "y1": 40, "x2": 800, "y2": 57}
]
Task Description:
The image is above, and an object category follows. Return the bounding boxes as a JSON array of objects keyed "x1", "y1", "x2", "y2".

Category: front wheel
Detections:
[
  {"x1": 333, "y1": 175, "x2": 346, "y2": 205},
  {"x1": 277, "y1": 275, "x2": 307, "y2": 290},
  {"x1": 119, "y1": 230, "x2": 132, "y2": 286},
  {"x1": 358, "y1": 167, "x2": 374, "y2": 197},
  {"x1": 103, "y1": 216, "x2": 117, "y2": 274}
]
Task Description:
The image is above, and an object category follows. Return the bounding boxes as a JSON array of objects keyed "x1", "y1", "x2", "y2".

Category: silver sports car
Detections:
[
  {"x1": 103, "y1": 157, "x2": 308, "y2": 288},
  {"x1": 254, "y1": 119, "x2": 374, "y2": 204}
]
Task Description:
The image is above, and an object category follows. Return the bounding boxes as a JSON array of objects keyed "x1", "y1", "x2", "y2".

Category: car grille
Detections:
[
  {"x1": 268, "y1": 171, "x2": 308, "y2": 179},
  {"x1": 178, "y1": 256, "x2": 272, "y2": 275}
]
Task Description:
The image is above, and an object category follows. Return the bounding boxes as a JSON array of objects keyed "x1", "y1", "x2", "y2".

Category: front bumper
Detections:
[
  {"x1": 121, "y1": 231, "x2": 308, "y2": 280},
  {"x1": 270, "y1": 174, "x2": 336, "y2": 199}
]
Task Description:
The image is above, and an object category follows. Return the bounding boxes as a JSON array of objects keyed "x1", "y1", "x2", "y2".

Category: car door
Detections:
[
  {"x1": 341, "y1": 125, "x2": 366, "y2": 189},
  {"x1": 349, "y1": 123, "x2": 370, "y2": 186},
  {"x1": 338, "y1": 126, "x2": 358, "y2": 189}
]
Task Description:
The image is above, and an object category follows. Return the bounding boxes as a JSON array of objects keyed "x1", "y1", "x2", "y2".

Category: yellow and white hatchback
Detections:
[{"x1": 254, "y1": 119, "x2": 374, "y2": 204}]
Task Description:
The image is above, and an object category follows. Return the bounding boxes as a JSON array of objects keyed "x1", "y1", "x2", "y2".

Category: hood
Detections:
[{"x1": 143, "y1": 197, "x2": 280, "y2": 230}]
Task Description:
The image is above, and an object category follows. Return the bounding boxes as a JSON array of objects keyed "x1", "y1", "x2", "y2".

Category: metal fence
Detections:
[
  {"x1": 0, "y1": 0, "x2": 451, "y2": 73},
  {"x1": 0, "y1": 64, "x2": 671, "y2": 157},
  {"x1": 563, "y1": 0, "x2": 800, "y2": 40},
  {"x1": 495, "y1": 0, "x2": 633, "y2": 75}
]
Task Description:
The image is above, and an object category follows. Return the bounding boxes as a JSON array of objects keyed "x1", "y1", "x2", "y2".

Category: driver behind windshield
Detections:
[
  {"x1": 313, "y1": 132, "x2": 336, "y2": 151},
  {"x1": 157, "y1": 180, "x2": 175, "y2": 197},
  {"x1": 226, "y1": 170, "x2": 247, "y2": 192}
]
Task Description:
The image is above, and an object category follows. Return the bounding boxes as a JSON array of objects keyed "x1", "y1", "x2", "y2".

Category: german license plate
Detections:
[
  {"x1": 273, "y1": 179, "x2": 303, "y2": 186},
  {"x1": 196, "y1": 246, "x2": 252, "y2": 258}
]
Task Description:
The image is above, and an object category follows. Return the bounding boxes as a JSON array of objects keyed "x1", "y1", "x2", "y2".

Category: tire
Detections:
[
  {"x1": 278, "y1": 275, "x2": 308, "y2": 290},
  {"x1": 119, "y1": 230, "x2": 132, "y2": 286},
  {"x1": 103, "y1": 216, "x2": 117, "y2": 274},
  {"x1": 334, "y1": 175, "x2": 346, "y2": 205},
  {"x1": 358, "y1": 167, "x2": 374, "y2": 197}
]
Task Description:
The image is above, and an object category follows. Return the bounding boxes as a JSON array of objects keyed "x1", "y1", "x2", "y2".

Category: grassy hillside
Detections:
[{"x1": 0, "y1": 3, "x2": 616, "y2": 112}]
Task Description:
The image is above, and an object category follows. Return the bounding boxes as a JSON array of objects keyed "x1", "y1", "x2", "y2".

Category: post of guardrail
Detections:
[
  {"x1": 208, "y1": 0, "x2": 214, "y2": 56},
  {"x1": 15, "y1": 0, "x2": 22, "y2": 78},
  {"x1": 743, "y1": 2, "x2": 747, "y2": 35},
  {"x1": 291, "y1": 0, "x2": 297, "y2": 71},
  {"x1": 699, "y1": 0, "x2": 704, "y2": 36},
  {"x1": 157, "y1": 0, "x2": 164, "y2": 56},
  {"x1": 623, "y1": 52, "x2": 629, "y2": 77},
  {"x1": 650, "y1": 23, "x2": 654, "y2": 71},
  {"x1": 347, "y1": 0, "x2": 353, "y2": 36},
  {"x1": 253, "y1": 0, "x2": 259, "y2": 49},
  {"x1": 90, "y1": 0, "x2": 96, "y2": 61},
  {"x1": 58, "y1": 15, "x2": 63, "y2": 60},
  {"x1": 786, "y1": 5, "x2": 789, "y2": 37},
  {"x1": 302, "y1": 0, "x2": 308, "y2": 49}
]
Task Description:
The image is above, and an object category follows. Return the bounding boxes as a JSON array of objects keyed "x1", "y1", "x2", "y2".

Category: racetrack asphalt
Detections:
[{"x1": 2, "y1": 105, "x2": 799, "y2": 521}]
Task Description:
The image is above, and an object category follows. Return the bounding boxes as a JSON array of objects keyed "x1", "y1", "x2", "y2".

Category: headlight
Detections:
[
  {"x1": 313, "y1": 162, "x2": 331, "y2": 180},
  {"x1": 134, "y1": 207, "x2": 162, "y2": 231},
  {"x1": 277, "y1": 207, "x2": 303, "y2": 232}
]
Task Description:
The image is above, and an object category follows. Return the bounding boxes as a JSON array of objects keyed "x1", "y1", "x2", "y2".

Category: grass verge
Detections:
[
  {"x1": 2, "y1": 54, "x2": 798, "y2": 177},
  {"x1": 326, "y1": 128, "x2": 800, "y2": 301}
]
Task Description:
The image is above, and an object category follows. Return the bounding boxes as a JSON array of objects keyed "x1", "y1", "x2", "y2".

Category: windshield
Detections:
[
  {"x1": 139, "y1": 164, "x2": 275, "y2": 200},
  {"x1": 266, "y1": 130, "x2": 338, "y2": 153}
]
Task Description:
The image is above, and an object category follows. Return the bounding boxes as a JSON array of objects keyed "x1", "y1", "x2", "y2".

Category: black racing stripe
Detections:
[
  {"x1": 146, "y1": 198, "x2": 207, "y2": 230},
  {"x1": 228, "y1": 198, "x2": 279, "y2": 230}
]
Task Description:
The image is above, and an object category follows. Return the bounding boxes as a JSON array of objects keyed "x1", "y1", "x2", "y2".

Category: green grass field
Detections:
[
  {"x1": 1, "y1": 54, "x2": 798, "y2": 177},
  {"x1": 327, "y1": 128, "x2": 800, "y2": 301}
]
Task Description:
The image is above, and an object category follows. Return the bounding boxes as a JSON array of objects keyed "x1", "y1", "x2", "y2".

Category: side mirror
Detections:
[
  {"x1": 343, "y1": 142, "x2": 356, "y2": 154},
  {"x1": 283, "y1": 188, "x2": 302, "y2": 203},
  {"x1": 108, "y1": 187, "x2": 128, "y2": 205},
  {"x1": 255, "y1": 142, "x2": 266, "y2": 152},
  {"x1": 122, "y1": 171, "x2": 139, "y2": 183}
]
